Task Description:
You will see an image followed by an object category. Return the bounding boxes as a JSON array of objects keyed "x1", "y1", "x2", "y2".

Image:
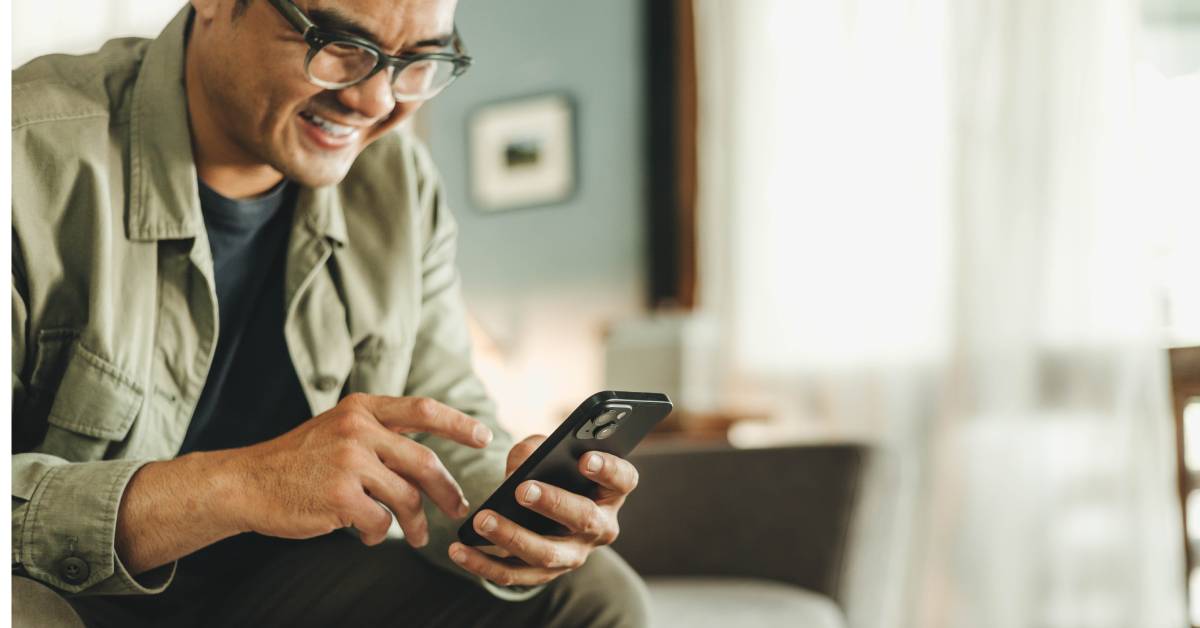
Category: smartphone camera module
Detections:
[{"x1": 576, "y1": 404, "x2": 633, "y2": 440}]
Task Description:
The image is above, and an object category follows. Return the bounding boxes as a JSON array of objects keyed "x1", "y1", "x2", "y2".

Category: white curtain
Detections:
[
  {"x1": 693, "y1": 0, "x2": 1187, "y2": 626},
  {"x1": 11, "y1": 1, "x2": 183, "y2": 68}
]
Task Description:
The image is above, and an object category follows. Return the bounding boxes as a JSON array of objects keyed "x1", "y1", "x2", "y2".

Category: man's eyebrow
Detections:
[
  {"x1": 307, "y1": 8, "x2": 454, "y2": 52},
  {"x1": 412, "y1": 35, "x2": 455, "y2": 49}
]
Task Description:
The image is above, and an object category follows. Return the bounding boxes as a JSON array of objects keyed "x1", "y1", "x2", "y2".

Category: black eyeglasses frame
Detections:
[{"x1": 266, "y1": 0, "x2": 472, "y2": 97}]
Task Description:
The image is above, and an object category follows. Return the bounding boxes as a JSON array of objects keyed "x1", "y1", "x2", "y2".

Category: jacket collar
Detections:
[
  {"x1": 126, "y1": 6, "x2": 347, "y2": 247},
  {"x1": 126, "y1": 6, "x2": 199, "y2": 241},
  {"x1": 296, "y1": 186, "x2": 349, "y2": 246}
]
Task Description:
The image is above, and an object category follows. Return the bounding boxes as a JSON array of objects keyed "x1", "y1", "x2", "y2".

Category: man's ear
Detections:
[{"x1": 190, "y1": 0, "x2": 221, "y2": 22}]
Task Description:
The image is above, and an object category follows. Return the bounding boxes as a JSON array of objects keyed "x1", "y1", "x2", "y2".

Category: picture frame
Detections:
[{"x1": 468, "y1": 92, "x2": 577, "y2": 212}]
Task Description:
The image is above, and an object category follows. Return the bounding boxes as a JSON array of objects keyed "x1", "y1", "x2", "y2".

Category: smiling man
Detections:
[{"x1": 11, "y1": 1, "x2": 649, "y2": 626}]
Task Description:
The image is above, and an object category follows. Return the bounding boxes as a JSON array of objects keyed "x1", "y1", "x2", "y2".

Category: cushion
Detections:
[{"x1": 645, "y1": 577, "x2": 845, "y2": 628}]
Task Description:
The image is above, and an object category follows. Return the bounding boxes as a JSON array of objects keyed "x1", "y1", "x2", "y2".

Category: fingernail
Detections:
[
  {"x1": 522, "y1": 483, "x2": 541, "y2": 504},
  {"x1": 451, "y1": 546, "x2": 466, "y2": 563},
  {"x1": 457, "y1": 497, "x2": 470, "y2": 517},
  {"x1": 479, "y1": 514, "x2": 497, "y2": 533},
  {"x1": 474, "y1": 424, "x2": 493, "y2": 446},
  {"x1": 586, "y1": 453, "x2": 604, "y2": 474}
]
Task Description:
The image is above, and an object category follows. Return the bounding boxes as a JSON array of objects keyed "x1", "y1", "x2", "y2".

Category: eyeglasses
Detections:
[{"x1": 267, "y1": 0, "x2": 472, "y2": 102}]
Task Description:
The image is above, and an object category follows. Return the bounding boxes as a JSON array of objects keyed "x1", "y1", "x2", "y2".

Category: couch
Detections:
[{"x1": 613, "y1": 443, "x2": 868, "y2": 628}]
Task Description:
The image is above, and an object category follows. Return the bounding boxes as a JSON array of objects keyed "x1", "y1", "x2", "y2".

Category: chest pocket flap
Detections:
[{"x1": 42, "y1": 343, "x2": 144, "y2": 459}]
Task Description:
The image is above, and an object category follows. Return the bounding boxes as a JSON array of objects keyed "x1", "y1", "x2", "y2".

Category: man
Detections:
[{"x1": 11, "y1": 0, "x2": 650, "y2": 625}]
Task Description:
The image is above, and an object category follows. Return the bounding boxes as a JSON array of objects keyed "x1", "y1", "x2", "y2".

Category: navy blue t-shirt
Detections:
[{"x1": 178, "y1": 178, "x2": 312, "y2": 454}]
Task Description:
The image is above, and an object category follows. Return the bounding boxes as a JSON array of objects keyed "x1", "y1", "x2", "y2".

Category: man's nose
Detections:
[{"x1": 336, "y1": 69, "x2": 396, "y2": 121}]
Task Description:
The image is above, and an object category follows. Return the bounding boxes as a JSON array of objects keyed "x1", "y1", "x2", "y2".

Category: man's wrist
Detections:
[
  {"x1": 187, "y1": 448, "x2": 255, "y2": 536},
  {"x1": 114, "y1": 450, "x2": 251, "y2": 576}
]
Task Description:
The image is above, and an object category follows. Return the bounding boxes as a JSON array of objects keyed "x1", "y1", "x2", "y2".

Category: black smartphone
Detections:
[{"x1": 457, "y1": 390, "x2": 673, "y2": 546}]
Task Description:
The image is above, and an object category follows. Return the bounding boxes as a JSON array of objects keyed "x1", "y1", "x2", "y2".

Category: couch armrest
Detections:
[{"x1": 611, "y1": 443, "x2": 868, "y2": 606}]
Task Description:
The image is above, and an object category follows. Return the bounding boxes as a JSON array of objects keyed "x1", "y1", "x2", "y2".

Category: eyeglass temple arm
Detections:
[
  {"x1": 450, "y1": 27, "x2": 472, "y2": 64},
  {"x1": 268, "y1": 0, "x2": 316, "y2": 36}
]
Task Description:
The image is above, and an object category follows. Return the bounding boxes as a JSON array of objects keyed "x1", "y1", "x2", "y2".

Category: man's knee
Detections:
[
  {"x1": 544, "y1": 547, "x2": 651, "y2": 628},
  {"x1": 12, "y1": 576, "x2": 85, "y2": 628}
]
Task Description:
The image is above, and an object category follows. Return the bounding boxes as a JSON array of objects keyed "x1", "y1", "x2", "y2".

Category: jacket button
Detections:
[
  {"x1": 59, "y1": 556, "x2": 90, "y2": 584},
  {"x1": 313, "y1": 375, "x2": 340, "y2": 392}
]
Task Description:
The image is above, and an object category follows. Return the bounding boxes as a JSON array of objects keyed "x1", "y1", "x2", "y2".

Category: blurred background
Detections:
[{"x1": 12, "y1": 0, "x2": 1200, "y2": 626}]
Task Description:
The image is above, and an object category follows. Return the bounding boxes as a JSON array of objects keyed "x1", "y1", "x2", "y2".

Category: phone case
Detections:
[{"x1": 457, "y1": 390, "x2": 673, "y2": 546}]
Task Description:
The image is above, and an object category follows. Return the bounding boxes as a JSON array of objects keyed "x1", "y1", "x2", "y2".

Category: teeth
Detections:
[{"x1": 302, "y1": 111, "x2": 355, "y2": 138}]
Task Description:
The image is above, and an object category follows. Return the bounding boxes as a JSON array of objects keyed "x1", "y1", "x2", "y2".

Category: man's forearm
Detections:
[{"x1": 115, "y1": 449, "x2": 249, "y2": 575}]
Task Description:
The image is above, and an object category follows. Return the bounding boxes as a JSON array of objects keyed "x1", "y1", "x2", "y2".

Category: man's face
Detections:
[{"x1": 188, "y1": 0, "x2": 458, "y2": 188}]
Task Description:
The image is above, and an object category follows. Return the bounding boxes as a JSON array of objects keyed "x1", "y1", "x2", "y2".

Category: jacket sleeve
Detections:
[
  {"x1": 399, "y1": 138, "x2": 544, "y2": 601},
  {"x1": 11, "y1": 260, "x2": 175, "y2": 596}
]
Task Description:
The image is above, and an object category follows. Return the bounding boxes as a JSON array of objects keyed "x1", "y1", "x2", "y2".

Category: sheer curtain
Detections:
[
  {"x1": 12, "y1": 1, "x2": 182, "y2": 67},
  {"x1": 693, "y1": 0, "x2": 1186, "y2": 626}
]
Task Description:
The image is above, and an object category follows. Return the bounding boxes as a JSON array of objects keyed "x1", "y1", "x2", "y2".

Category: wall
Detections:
[{"x1": 421, "y1": 0, "x2": 649, "y2": 436}]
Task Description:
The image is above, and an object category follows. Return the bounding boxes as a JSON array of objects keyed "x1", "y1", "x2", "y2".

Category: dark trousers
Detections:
[{"x1": 27, "y1": 532, "x2": 649, "y2": 627}]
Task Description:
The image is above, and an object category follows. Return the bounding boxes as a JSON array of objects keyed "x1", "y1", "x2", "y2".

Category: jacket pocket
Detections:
[
  {"x1": 347, "y1": 335, "x2": 412, "y2": 396},
  {"x1": 37, "y1": 342, "x2": 144, "y2": 462},
  {"x1": 29, "y1": 328, "x2": 80, "y2": 390},
  {"x1": 14, "y1": 328, "x2": 81, "y2": 451}
]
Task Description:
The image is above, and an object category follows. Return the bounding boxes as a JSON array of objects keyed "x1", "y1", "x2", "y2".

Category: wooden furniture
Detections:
[
  {"x1": 1171, "y1": 346, "x2": 1200, "y2": 626},
  {"x1": 645, "y1": 409, "x2": 769, "y2": 444},
  {"x1": 644, "y1": 0, "x2": 698, "y2": 309}
]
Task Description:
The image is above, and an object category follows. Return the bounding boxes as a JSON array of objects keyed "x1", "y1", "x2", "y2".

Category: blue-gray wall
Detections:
[{"x1": 422, "y1": 0, "x2": 648, "y2": 327}]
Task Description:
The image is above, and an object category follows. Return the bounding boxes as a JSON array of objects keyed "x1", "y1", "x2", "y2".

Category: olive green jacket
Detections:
[{"x1": 12, "y1": 8, "x2": 514, "y2": 597}]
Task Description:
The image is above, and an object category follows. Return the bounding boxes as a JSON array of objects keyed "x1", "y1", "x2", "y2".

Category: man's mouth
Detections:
[{"x1": 298, "y1": 110, "x2": 362, "y2": 146}]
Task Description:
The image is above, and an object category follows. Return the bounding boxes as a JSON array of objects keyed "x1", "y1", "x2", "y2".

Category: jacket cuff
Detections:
[{"x1": 17, "y1": 459, "x2": 177, "y2": 595}]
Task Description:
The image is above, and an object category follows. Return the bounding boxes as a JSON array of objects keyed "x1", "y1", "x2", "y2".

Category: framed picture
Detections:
[{"x1": 468, "y1": 93, "x2": 577, "y2": 212}]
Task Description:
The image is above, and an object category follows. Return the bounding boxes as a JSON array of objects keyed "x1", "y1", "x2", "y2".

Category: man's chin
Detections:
[{"x1": 275, "y1": 154, "x2": 356, "y2": 189}]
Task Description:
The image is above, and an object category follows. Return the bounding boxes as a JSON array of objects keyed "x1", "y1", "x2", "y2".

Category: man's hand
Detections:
[
  {"x1": 446, "y1": 435, "x2": 639, "y2": 587},
  {"x1": 231, "y1": 393, "x2": 493, "y2": 547}
]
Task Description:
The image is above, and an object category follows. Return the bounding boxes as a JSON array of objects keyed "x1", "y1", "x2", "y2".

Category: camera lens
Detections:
[
  {"x1": 594, "y1": 410, "x2": 620, "y2": 427},
  {"x1": 595, "y1": 424, "x2": 618, "y2": 439}
]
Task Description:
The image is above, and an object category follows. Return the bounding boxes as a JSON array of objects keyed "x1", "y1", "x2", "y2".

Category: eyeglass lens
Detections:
[{"x1": 306, "y1": 42, "x2": 458, "y2": 99}]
